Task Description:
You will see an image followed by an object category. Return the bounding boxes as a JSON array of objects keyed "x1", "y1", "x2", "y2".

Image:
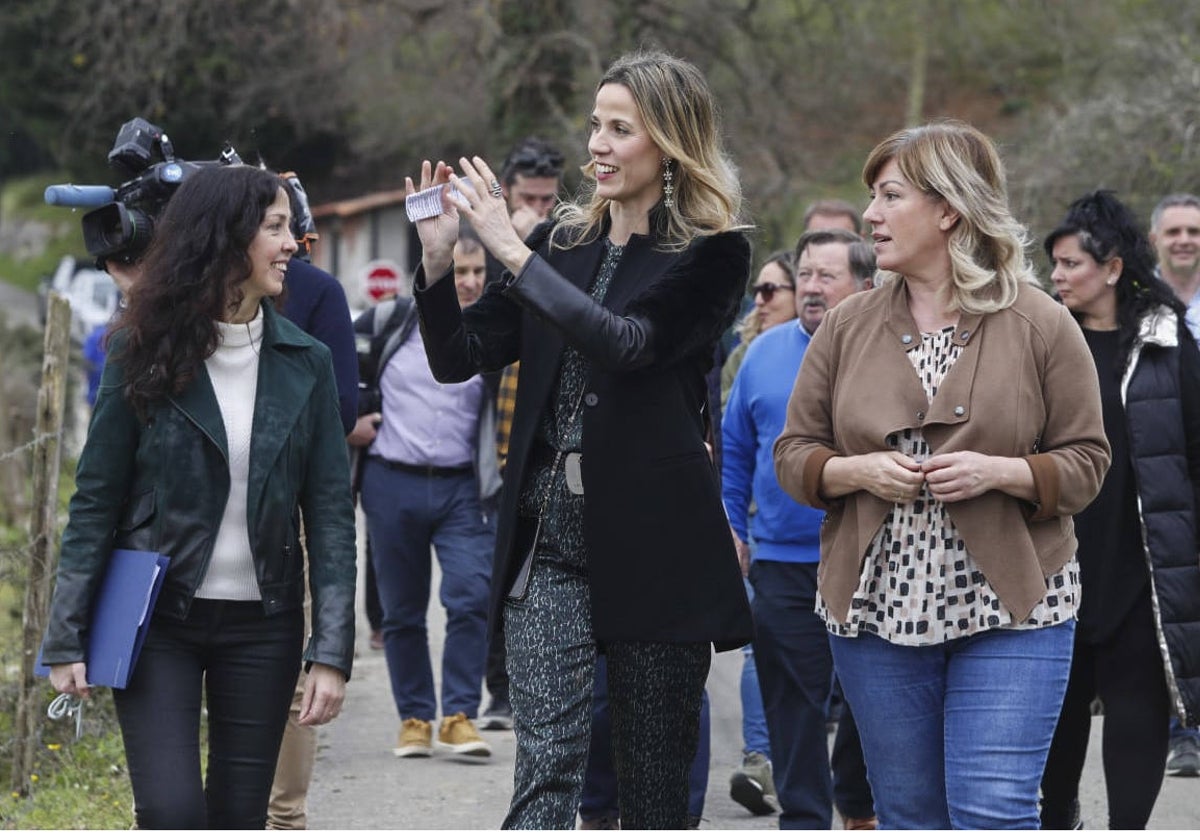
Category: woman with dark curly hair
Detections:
[
  {"x1": 40, "y1": 165, "x2": 357, "y2": 829},
  {"x1": 1040, "y1": 190, "x2": 1200, "y2": 829}
]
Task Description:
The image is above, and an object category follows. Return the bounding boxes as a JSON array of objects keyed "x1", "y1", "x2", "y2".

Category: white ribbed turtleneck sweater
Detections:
[{"x1": 196, "y1": 309, "x2": 263, "y2": 601}]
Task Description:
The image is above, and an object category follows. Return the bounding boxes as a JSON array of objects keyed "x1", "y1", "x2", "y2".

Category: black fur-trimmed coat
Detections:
[{"x1": 415, "y1": 220, "x2": 754, "y2": 651}]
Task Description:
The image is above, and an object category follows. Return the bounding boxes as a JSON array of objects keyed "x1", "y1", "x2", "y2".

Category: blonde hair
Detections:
[
  {"x1": 735, "y1": 307, "x2": 765, "y2": 345},
  {"x1": 861, "y1": 120, "x2": 1036, "y2": 314},
  {"x1": 555, "y1": 51, "x2": 746, "y2": 251}
]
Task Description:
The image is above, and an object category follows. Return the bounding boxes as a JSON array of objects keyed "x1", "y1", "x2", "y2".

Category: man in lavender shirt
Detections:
[{"x1": 354, "y1": 231, "x2": 500, "y2": 761}]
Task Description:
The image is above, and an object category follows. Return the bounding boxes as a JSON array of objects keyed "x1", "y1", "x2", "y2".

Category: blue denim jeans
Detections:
[
  {"x1": 739, "y1": 576, "x2": 771, "y2": 757},
  {"x1": 830, "y1": 621, "x2": 1075, "y2": 830},
  {"x1": 361, "y1": 460, "x2": 495, "y2": 720}
]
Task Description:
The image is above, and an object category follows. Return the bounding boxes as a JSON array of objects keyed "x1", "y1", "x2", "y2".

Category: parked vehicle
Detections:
[{"x1": 37, "y1": 256, "x2": 121, "y2": 344}]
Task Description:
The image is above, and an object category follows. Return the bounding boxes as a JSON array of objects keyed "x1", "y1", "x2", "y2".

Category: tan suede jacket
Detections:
[{"x1": 773, "y1": 278, "x2": 1111, "y2": 623}]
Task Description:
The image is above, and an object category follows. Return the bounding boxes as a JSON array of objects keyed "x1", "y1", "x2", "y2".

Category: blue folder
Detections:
[{"x1": 36, "y1": 549, "x2": 171, "y2": 689}]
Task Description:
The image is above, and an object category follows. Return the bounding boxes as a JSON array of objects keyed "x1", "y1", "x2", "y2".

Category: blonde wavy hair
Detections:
[
  {"x1": 555, "y1": 51, "x2": 747, "y2": 251},
  {"x1": 862, "y1": 120, "x2": 1036, "y2": 314}
]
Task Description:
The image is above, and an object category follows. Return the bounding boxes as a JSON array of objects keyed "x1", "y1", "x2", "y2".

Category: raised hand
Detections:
[
  {"x1": 448, "y1": 156, "x2": 533, "y2": 276},
  {"x1": 406, "y1": 160, "x2": 461, "y2": 279}
]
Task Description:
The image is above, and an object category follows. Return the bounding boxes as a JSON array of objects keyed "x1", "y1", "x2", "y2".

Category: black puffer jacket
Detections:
[{"x1": 1123, "y1": 307, "x2": 1200, "y2": 726}]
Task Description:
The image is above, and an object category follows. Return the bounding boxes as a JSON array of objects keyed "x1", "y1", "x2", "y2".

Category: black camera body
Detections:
[{"x1": 45, "y1": 117, "x2": 242, "y2": 264}]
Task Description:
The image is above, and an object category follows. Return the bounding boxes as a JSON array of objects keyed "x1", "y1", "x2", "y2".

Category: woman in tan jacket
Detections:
[{"x1": 773, "y1": 121, "x2": 1110, "y2": 829}]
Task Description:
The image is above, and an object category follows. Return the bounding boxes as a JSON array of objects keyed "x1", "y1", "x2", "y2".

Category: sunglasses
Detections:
[
  {"x1": 506, "y1": 147, "x2": 564, "y2": 178},
  {"x1": 751, "y1": 281, "x2": 795, "y2": 303}
]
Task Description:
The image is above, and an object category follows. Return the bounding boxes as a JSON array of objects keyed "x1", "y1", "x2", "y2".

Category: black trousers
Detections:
[
  {"x1": 1040, "y1": 593, "x2": 1170, "y2": 829},
  {"x1": 113, "y1": 599, "x2": 304, "y2": 829}
]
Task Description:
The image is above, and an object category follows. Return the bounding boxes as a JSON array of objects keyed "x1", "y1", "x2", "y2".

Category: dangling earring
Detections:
[{"x1": 661, "y1": 157, "x2": 675, "y2": 209}]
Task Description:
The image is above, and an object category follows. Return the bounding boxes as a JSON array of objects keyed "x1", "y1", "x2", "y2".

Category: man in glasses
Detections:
[{"x1": 722, "y1": 228, "x2": 877, "y2": 829}]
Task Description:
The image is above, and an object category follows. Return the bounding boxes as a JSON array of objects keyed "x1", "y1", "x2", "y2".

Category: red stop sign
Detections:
[{"x1": 361, "y1": 259, "x2": 402, "y2": 302}]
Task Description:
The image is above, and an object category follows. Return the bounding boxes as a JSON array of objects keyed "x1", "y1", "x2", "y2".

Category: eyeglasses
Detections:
[
  {"x1": 504, "y1": 146, "x2": 564, "y2": 179},
  {"x1": 751, "y1": 281, "x2": 795, "y2": 303}
]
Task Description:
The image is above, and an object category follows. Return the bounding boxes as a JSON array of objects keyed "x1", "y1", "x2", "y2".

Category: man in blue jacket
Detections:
[{"x1": 721, "y1": 228, "x2": 876, "y2": 830}]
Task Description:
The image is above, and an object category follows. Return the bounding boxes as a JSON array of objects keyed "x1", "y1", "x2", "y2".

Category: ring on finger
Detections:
[{"x1": 489, "y1": 178, "x2": 503, "y2": 198}]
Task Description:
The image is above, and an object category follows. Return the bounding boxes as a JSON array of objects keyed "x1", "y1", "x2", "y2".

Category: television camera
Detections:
[{"x1": 44, "y1": 117, "x2": 243, "y2": 265}]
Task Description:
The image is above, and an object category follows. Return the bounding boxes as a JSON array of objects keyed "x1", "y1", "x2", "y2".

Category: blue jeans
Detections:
[
  {"x1": 1170, "y1": 718, "x2": 1200, "y2": 744},
  {"x1": 361, "y1": 460, "x2": 495, "y2": 720},
  {"x1": 740, "y1": 576, "x2": 770, "y2": 757},
  {"x1": 830, "y1": 621, "x2": 1075, "y2": 830}
]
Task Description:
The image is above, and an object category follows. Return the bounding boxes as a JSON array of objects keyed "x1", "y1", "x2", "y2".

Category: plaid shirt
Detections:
[{"x1": 495, "y1": 361, "x2": 520, "y2": 470}]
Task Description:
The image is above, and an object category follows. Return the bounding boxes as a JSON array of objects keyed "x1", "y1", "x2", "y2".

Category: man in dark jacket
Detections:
[{"x1": 269, "y1": 177, "x2": 361, "y2": 829}]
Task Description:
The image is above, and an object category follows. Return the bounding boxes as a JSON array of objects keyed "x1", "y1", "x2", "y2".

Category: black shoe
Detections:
[
  {"x1": 479, "y1": 697, "x2": 513, "y2": 731},
  {"x1": 729, "y1": 751, "x2": 779, "y2": 816},
  {"x1": 1039, "y1": 798, "x2": 1083, "y2": 830}
]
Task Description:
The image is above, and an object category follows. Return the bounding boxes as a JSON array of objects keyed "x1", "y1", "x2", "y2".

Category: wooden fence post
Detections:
[{"x1": 11, "y1": 293, "x2": 71, "y2": 796}]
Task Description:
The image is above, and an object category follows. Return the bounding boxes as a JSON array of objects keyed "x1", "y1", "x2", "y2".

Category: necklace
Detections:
[{"x1": 245, "y1": 321, "x2": 261, "y2": 357}]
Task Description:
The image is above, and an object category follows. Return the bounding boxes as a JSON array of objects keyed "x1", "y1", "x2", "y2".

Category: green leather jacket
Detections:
[{"x1": 41, "y1": 302, "x2": 358, "y2": 678}]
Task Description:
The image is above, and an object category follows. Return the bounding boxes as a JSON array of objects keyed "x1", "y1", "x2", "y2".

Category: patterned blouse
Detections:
[
  {"x1": 515, "y1": 240, "x2": 624, "y2": 569},
  {"x1": 818, "y1": 326, "x2": 1080, "y2": 645}
]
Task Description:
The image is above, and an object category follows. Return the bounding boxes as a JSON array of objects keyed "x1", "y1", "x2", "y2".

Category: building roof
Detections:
[{"x1": 311, "y1": 188, "x2": 408, "y2": 221}]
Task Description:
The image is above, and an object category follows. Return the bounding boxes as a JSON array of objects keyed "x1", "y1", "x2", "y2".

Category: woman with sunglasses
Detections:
[{"x1": 720, "y1": 251, "x2": 796, "y2": 410}]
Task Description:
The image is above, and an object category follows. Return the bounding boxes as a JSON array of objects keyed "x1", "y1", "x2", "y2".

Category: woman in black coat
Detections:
[
  {"x1": 1040, "y1": 190, "x2": 1200, "y2": 828},
  {"x1": 409, "y1": 51, "x2": 753, "y2": 829}
]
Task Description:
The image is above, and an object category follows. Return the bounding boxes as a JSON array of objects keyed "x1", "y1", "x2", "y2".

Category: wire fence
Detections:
[{"x1": 0, "y1": 305, "x2": 109, "y2": 810}]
